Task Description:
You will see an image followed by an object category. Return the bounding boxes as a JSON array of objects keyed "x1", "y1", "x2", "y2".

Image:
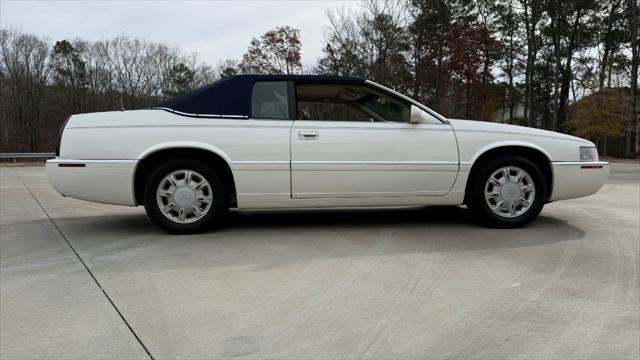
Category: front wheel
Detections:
[
  {"x1": 143, "y1": 159, "x2": 227, "y2": 234},
  {"x1": 467, "y1": 156, "x2": 546, "y2": 228}
]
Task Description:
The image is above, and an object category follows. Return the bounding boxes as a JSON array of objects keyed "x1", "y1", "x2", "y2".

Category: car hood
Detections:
[{"x1": 447, "y1": 119, "x2": 593, "y2": 145}]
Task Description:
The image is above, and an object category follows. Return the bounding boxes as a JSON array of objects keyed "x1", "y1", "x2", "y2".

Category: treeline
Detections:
[
  {"x1": 1, "y1": 0, "x2": 639, "y2": 157},
  {"x1": 313, "y1": 0, "x2": 639, "y2": 156},
  {"x1": 0, "y1": 31, "x2": 219, "y2": 152}
]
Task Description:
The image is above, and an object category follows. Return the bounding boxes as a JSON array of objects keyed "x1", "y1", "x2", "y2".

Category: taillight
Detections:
[{"x1": 56, "y1": 115, "x2": 72, "y2": 156}]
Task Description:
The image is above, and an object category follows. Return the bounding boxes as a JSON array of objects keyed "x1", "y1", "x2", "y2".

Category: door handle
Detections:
[{"x1": 298, "y1": 131, "x2": 319, "y2": 140}]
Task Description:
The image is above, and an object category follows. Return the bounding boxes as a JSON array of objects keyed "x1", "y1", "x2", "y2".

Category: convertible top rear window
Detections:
[{"x1": 251, "y1": 82, "x2": 289, "y2": 119}]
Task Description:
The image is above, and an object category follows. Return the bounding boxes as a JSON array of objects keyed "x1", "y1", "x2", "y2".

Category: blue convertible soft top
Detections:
[{"x1": 155, "y1": 75, "x2": 366, "y2": 117}]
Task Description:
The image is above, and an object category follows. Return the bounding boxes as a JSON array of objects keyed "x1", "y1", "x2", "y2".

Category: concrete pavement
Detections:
[{"x1": 1, "y1": 163, "x2": 638, "y2": 359}]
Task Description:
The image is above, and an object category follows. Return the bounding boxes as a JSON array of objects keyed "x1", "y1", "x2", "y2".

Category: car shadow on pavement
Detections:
[{"x1": 16, "y1": 206, "x2": 585, "y2": 269}]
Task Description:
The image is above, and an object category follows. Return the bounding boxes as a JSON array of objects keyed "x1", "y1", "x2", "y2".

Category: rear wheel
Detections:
[
  {"x1": 467, "y1": 156, "x2": 546, "y2": 228},
  {"x1": 143, "y1": 159, "x2": 227, "y2": 234}
]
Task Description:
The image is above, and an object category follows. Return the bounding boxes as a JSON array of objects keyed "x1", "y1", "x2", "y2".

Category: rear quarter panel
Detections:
[{"x1": 56, "y1": 110, "x2": 293, "y2": 207}]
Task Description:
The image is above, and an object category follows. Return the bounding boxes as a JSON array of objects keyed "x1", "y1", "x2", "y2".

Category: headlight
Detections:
[{"x1": 579, "y1": 146, "x2": 599, "y2": 162}]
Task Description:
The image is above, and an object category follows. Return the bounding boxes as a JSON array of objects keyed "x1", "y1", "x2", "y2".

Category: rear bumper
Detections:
[
  {"x1": 549, "y1": 161, "x2": 609, "y2": 201},
  {"x1": 46, "y1": 159, "x2": 138, "y2": 206}
]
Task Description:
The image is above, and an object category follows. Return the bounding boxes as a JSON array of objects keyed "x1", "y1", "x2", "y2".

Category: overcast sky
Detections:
[{"x1": 1, "y1": 0, "x2": 357, "y2": 67}]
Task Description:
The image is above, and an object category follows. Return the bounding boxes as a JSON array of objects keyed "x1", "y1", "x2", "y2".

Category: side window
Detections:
[
  {"x1": 295, "y1": 83, "x2": 410, "y2": 123},
  {"x1": 358, "y1": 92, "x2": 411, "y2": 123},
  {"x1": 297, "y1": 102, "x2": 370, "y2": 122},
  {"x1": 251, "y1": 81, "x2": 289, "y2": 119}
]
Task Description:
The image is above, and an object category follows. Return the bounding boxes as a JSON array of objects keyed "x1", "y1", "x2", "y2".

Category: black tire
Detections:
[
  {"x1": 467, "y1": 155, "x2": 546, "y2": 228},
  {"x1": 143, "y1": 158, "x2": 227, "y2": 234}
]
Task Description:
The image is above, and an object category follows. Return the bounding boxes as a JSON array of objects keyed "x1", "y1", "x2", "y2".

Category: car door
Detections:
[
  {"x1": 229, "y1": 80, "x2": 294, "y2": 208},
  {"x1": 290, "y1": 82, "x2": 459, "y2": 199}
]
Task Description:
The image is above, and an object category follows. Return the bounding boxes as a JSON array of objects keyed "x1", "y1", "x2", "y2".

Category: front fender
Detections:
[{"x1": 468, "y1": 140, "x2": 552, "y2": 165}]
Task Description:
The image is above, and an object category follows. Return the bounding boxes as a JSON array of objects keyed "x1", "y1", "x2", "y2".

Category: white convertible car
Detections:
[{"x1": 47, "y1": 75, "x2": 609, "y2": 233}]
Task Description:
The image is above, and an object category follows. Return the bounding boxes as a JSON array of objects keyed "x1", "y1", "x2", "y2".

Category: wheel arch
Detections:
[
  {"x1": 464, "y1": 143, "x2": 553, "y2": 202},
  {"x1": 133, "y1": 143, "x2": 237, "y2": 207}
]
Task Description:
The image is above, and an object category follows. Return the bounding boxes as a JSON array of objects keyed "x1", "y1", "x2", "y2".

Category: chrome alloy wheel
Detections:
[
  {"x1": 156, "y1": 169, "x2": 213, "y2": 224},
  {"x1": 484, "y1": 166, "x2": 536, "y2": 218}
]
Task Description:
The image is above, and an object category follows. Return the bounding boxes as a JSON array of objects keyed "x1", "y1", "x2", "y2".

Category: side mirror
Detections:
[{"x1": 410, "y1": 105, "x2": 428, "y2": 124}]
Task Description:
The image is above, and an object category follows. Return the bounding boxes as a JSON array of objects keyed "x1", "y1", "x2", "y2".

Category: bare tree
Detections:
[
  {"x1": 318, "y1": 0, "x2": 411, "y2": 91},
  {"x1": 631, "y1": 0, "x2": 639, "y2": 154},
  {"x1": 317, "y1": 6, "x2": 369, "y2": 77},
  {"x1": 359, "y1": 0, "x2": 411, "y2": 88},
  {"x1": 105, "y1": 36, "x2": 162, "y2": 108},
  {"x1": 520, "y1": 0, "x2": 541, "y2": 127},
  {"x1": 50, "y1": 39, "x2": 88, "y2": 113},
  {"x1": 191, "y1": 62, "x2": 218, "y2": 87},
  {"x1": 239, "y1": 26, "x2": 302, "y2": 75},
  {"x1": 0, "y1": 29, "x2": 51, "y2": 151},
  {"x1": 214, "y1": 59, "x2": 239, "y2": 79},
  {"x1": 495, "y1": 0, "x2": 525, "y2": 123}
]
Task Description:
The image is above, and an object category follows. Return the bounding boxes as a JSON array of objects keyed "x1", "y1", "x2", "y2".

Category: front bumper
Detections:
[
  {"x1": 549, "y1": 161, "x2": 609, "y2": 201},
  {"x1": 46, "y1": 159, "x2": 138, "y2": 206}
]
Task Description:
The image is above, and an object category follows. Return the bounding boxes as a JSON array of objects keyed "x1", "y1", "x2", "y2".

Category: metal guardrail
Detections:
[{"x1": 0, "y1": 153, "x2": 56, "y2": 159}]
